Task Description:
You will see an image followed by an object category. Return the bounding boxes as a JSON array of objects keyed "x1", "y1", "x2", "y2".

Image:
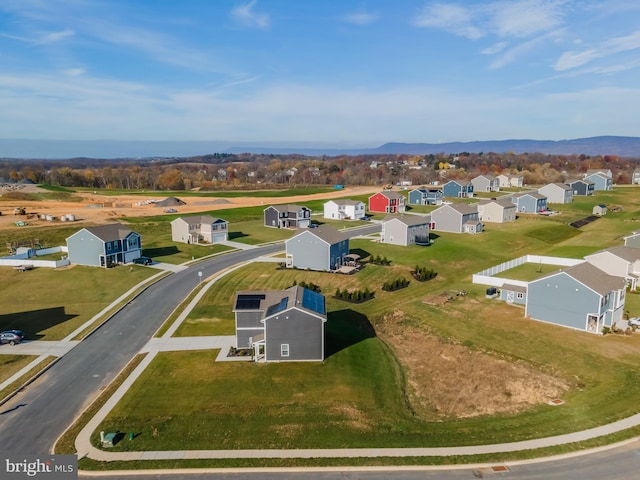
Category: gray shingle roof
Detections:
[
  {"x1": 382, "y1": 214, "x2": 430, "y2": 226},
  {"x1": 304, "y1": 225, "x2": 348, "y2": 244},
  {"x1": 542, "y1": 262, "x2": 626, "y2": 296},
  {"x1": 178, "y1": 215, "x2": 226, "y2": 225},
  {"x1": 85, "y1": 223, "x2": 136, "y2": 242}
]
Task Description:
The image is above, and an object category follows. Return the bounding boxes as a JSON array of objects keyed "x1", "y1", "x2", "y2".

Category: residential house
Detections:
[
  {"x1": 584, "y1": 171, "x2": 612, "y2": 191},
  {"x1": 381, "y1": 214, "x2": 431, "y2": 246},
  {"x1": 585, "y1": 246, "x2": 640, "y2": 291},
  {"x1": 538, "y1": 183, "x2": 573, "y2": 204},
  {"x1": 497, "y1": 174, "x2": 524, "y2": 188},
  {"x1": 442, "y1": 179, "x2": 474, "y2": 198},
  {"x1": 632, "y1": 168, "x2": 640, "y2": 185},
  {"x1": 567, "y1": 179, "x2": 595, "y2": 196},
  {"x1": 586, "y1": 168, "x2": 612, "y2": 178},
  {"x1": 408, "y1": 187, "x2": 443, "y2": 206},
  {"x1": 510, "y1": 192, "x2": 548, "y2": 213},
  {"x1": 470, "y1": 174, "x2": 500, "y2": 192},
  {"x1": 264, "y1": 204, "x2": 311, "y2": 229},
  {"x1": 285, "y1": 226, "x2": 349, "y2": 271},
  {"x1": 430, "y1": 203, "x2": 482, "y2": 234},
  {"x1": 170, "y1": 215, "x2": 228, "y2": 244},
  {"x1": 233, "y1": 286, "x2": 327, "y2": 362},
  {"x1": 66, "y1": 223, "x2": 142, "y2": 268},
  {"x1": 368, "y1": 191, "x2": 406, "y2": 214},
  {"x1": 323, "y1": 199, "x2": 365, "y2": 221},
  {"x1": 526, "y1": 262, "x2": 626, "y2": 334},
  {"x1": 476, "y1": 198, "x2": 517, "y2": 223},
  {"x1": 593, "y1": 204, "x2": 607, "y2": 216}
]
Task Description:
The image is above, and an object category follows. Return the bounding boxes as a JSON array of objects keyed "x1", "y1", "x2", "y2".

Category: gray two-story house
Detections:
[
  {"x1": 538, "y1": 183, "x2": 573, "y2": 204},
  {"x1": 470, "y1": 174, "x2": 500, "y2": 192},
  {"x1": 430, "y1": 203, "x2": 482, "y2": 234},
  {"x1": 66, "y1": 223, "x2": 142, "y2": 267},
  {"x1": 567, "y1": 179, "x2": 595, "y2": 196},
  {"x1": 285, "y1": 226, "x2": 349, "y2": 271},
  {"x1": 233, "y1": 286, "x2": 327, "y2": 362},
  {"x1": 381, "y1": 214, "x2": 430, "y2": 246},
  {"x1": 264, "y1": 204, "x2": 311, "y2": 228},
  {"x1": 526, "y1": 262, "x2": 626, "y2": 334}
]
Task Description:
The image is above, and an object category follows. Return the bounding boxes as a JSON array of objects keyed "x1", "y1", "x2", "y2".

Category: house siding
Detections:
[
  {"x1": 264, "y1": 309, "x2": 324, "y2": 361},
  {"x1": 526, "y1": 273, "x2": 605, "y2": 332},
  {"x1": 66, "y1": 231, "x2": 104, "y2": 267}
]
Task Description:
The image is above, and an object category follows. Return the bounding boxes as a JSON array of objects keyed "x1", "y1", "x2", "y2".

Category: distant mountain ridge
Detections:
[{"x1": 1, "y1": 136, "x2": 639, "y2": 159}]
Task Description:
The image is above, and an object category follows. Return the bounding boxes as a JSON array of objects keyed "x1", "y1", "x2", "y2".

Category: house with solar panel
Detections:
[{"x1": 233, "y1": 286, "x2": 327, "y2": 362}]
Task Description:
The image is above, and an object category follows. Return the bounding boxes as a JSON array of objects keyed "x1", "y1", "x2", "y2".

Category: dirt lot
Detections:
[
  {"x1": 377, "y1": 310, "x2": 569, "y2": 419},
  {"x1": 0, "y1": 185, "x2": 380, "y2": 230}
]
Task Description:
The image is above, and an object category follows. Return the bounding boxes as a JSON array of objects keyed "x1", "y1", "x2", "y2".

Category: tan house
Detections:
[
  {"x1": 171, "y1": 215, "x2": 229, "y2": 244},
  {"x1": 476, "y1": 199, "x2": 517, "y2": 223}
]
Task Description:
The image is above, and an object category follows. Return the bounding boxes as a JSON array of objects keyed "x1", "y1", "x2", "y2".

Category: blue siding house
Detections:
[
  {"x1": 66, "y1": 223, "x2": 142, "y2": 267},
  {"x1": 567, "y1": 179, "x2": 595, "y2": 196},
  {"x1": 408, "y1": 187, "x2": 443, "y2": 205},
  {"x1": 285, "y1": 226, "x2": 349, "y2": 271},
  {"x1": 442, "y1": 180, "x2": 474, "y2": 198},
  {"x1": 526, "y1": 262, "x2": 626, "y2": 334},
  {"x1": 584, "y1": 172, "x2": 612, "y2": 191},
  {"x1": 510, "y1": 192, "x2": 548, "y2": 213}
]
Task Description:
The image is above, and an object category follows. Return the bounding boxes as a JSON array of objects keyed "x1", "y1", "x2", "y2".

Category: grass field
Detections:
[{"x1": 91, "y1": 186, "x2": 640, "y2": 453}]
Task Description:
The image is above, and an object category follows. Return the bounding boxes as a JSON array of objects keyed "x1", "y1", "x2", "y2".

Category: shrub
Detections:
[
  {"x1": 382, "y1": 277, "x2": 410, "y2": 292},
  {"x1": 413, "y1": 265, "x2": 437, "y2": 282},
  {"x1": 334, "y1": 287, "x2": 375, "y2": 303}
]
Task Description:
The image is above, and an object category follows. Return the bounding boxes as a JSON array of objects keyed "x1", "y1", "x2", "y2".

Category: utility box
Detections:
[{"x1": 485, "y1": 287, "x2": 498, "y2": 299}]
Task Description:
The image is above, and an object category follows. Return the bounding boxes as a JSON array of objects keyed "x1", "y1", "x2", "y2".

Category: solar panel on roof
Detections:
[
  {"x1": 266, "y1": 297, "x2": 288, "y2": 317},
  {"x1": 235, "y1": 294, "x2": 265, "y2": 310},
  {"x1": 301, "y1": 289, "x2": 326, "y2": 315}
]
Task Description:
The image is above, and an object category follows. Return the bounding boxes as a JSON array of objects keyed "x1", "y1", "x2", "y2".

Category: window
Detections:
[
  {"x1": 516, "y1": 292, "x2": 524, "y2": 299},
  {"x1": 281, "y1": 344, "x2": 289, "y2": 357}
]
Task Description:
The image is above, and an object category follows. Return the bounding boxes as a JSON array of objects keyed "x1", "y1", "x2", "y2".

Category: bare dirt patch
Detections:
[
  {"x1": 377, "y1": 310, "x2": 569, "y2": 419},
  {"x1": 0, "y1": 185, "x2": 380, "y2": 230}
]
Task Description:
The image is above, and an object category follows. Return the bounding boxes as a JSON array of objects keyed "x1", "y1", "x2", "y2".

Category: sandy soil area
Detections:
[{"x1": 0, "y1": 185, "x2": 380, "y2": 229}]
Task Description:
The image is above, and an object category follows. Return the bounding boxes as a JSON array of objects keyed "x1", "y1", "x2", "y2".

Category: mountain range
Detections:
[{"x1": 1, "y1": 136, "x2": 639, "y2": 159}]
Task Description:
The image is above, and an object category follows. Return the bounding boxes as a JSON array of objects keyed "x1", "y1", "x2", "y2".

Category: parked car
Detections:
[
  {"x1": 628, "y1": 318, "x2": 640, "y2": 327},
  {"x1": 133, "y1": 256, "x2": 152, "y2": 265},
  {"x1": 0, "y1": 330, "x2": 24, "y2": 345}
]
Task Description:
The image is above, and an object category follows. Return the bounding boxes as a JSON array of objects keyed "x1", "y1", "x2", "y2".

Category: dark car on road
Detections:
[
  {"x1": 133, "y1": 256, "x2": 152, "y2": 265},
  {"x1": 0, "y1": 330, "x2": 25, "y2": 345}
]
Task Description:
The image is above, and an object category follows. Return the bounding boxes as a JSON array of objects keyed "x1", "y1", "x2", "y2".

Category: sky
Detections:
[{"x1": 1, "y1": 0, "x2": 640, "y2": 153}]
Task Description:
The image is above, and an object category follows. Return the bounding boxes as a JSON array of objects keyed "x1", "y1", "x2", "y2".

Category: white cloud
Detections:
[
  {"x1": 65, "y1": 68, "x2": 85, "y2": 77},
  {"x1": 488, "y1": 0, "x2": 565, "y2": 38},
  {"x1": 481, "y1": 41, "x2": 508, "y2": 55},
  {"x1": 342, "y1": 12, "x2": 379, "y2": 26},
  {"x1": 554, "y1": 30, "x2": 640, "y2": 71},
  {"x1": 230, "y1": 0, "x2": 270, "y2": 29},
  {"x1": 37, "y1": 28, "x2": 75, "y2": 44},
  {"x1": 413, "y1": 3, "x2": 483, "y2": 39}
]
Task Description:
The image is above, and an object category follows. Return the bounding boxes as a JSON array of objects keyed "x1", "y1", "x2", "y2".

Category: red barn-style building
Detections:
[{"x1": 368, "y1": 191, "x2": 406, "y2": 214}]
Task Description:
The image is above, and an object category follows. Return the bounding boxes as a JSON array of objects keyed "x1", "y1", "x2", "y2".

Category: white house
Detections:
[{"x1": 323, "y1": 199, "x2": 366, "y2": 221}]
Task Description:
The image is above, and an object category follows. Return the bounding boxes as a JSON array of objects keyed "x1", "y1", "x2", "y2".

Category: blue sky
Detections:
[{"x1": 1, "y1": 0, "x2": 640, "y2": 149}]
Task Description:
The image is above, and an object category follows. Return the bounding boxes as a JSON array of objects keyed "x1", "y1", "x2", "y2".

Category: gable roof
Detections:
[
  {"x1": 174, "y1": 215, "x2": 227, "y2": 225},
  {"x1": 291, "y1": 225, "x2": 347, "y2": 245},
  {"x1": 540, "y1": 182, "x2": 572, "y2": 191},
  {"x1": 537, "y1": 262, "x2": 625, "y2": 296},
  {"x1": 382, "y1": 214, "x2": 430, "y2": 226},
  {"x1": 435, "y1": 203, "x2": 477, "y2": 215},
  {"x1": 372, "y1": 191, "x2": 405, "y2": 200},
  {"x1": 477, "y1": 198, "x2": 516, "y2": 208},
  {"x1": 588, "y1": 245, "x2": 640, "y2": 263},
  {"x1": 83, "y1": 223, "x2": 136, "y2": 242},
  {"x1": 512, "y1": 191, "x2": 546, "y2": 200},
  {"x1": 234, "y1": 286, "x2": 326, "y2": 320},
  {"x1": 568, "y1": 178, "x2": 595, "y2": 185},
  {"x1": 268, "y1": 204, "x2": 308, "y2": 213},
  {"x1": 473, "y1": 174, "x2": 496, "y2": 181},
  {"x1": 327, "y1": 199, "x2": 363, "y2": 206}
]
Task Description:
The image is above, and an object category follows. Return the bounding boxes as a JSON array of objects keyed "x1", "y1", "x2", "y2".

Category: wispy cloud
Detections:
[
  {"x1": 412, "y1": 3, "x2": 483, "y2": 39},
  {"x1": 342, "y1": 11, "x2": 379, "y2": 26},
  {"x1": 554, "y1": 30, "x2": 640, "y2": 70},
  {"x1": 413, "y1": 1, "x2": 568, "y2": 40},
  {"x1": 34, "y1": 28, "x2": 75, "y2": 45},
  {"x1": 230, "y1": 0, "x2": 270, "y2": 29}
]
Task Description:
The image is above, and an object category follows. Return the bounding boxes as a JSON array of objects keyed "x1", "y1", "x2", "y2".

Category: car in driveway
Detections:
[
  {"x1": 133, "y1": 256, "x2": 152, "y2": 265},
  {"x1": 0, "y1": 330, "x2": 24, "y2": 345},
  {"x1": 628, "y1": 317, "x2": 640, "y2": 327}
]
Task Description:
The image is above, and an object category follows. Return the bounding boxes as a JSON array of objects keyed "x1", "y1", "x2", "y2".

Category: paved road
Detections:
[{"x1": 0, "y1": 243, "x2": 283, "y2": 455}]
